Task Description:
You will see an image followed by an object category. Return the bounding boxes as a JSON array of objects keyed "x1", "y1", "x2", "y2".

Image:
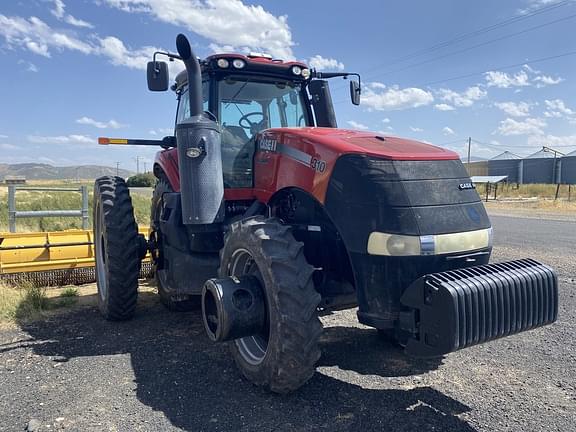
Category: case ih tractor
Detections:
[{"x1": 94, "y1": 34, "x2": 558, "y2": 393}]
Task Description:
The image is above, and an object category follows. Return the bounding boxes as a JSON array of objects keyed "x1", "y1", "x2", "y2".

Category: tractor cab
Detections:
[{"x1": 172, "y1": 54, "x2": 315, "y2": 188}]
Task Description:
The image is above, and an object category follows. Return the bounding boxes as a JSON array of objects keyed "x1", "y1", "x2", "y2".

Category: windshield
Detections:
[{"x1": 218, "y1": 79, "x2": 308, "y2": 188}]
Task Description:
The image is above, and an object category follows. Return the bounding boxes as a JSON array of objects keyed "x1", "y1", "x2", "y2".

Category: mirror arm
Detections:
[
  {"x1": 312, "y1": 71, "x2": 361, "y2": 96},
  {"x1": 151, "y1": 51, "x2": 182, "y2": 73}
]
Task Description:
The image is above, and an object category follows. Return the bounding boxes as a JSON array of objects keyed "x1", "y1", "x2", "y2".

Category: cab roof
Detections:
[{"x1": 174, "y1": 53, "x2": 309, "y2": 90}]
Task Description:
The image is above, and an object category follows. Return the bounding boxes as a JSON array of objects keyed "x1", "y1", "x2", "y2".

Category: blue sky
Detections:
[{"x1": 1, "y1": 0, "x2": 575, "y2": 171}]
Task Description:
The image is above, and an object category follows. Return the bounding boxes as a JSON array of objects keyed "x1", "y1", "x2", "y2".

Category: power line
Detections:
[
  {"x1": 332, "y1": 49, "x2": 576, "y2": 105},
  {"x1": 332, "y1": 0, "x2": 572, "y2": 92},
  {"x1": 365, "y1": 0, "x2": 571, "y2": 72},
  {"x1": 415, "y1": 49, "x2": 576, "y2": 87},
  {"x1": 472, "y1": 138, "x2": 576, "y2": 149},
  {"x1": 362, "y1": 13, "x2": 576, "y2": 81}
]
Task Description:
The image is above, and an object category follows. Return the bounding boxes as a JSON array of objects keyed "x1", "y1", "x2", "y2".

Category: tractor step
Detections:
[{"x1": 400, "y1": 258, "x2": 558, "y2": 357}]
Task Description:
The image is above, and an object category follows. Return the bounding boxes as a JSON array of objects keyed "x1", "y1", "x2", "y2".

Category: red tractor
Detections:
[{"x1": 94, "y1": 34, "x2": 558, "y2": 393}]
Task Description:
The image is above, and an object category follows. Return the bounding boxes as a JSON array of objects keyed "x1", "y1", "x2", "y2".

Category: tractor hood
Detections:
[{"x1": 267, "y1": 127, "x2": 459, "y2": 161}]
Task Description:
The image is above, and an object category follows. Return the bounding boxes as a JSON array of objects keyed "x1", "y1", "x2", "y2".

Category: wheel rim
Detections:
[
  {"x1": 230, "y1": 249, "x2": 269, "y2": 365},
  {"x1": 94, "y1": 201, "x2": 108, "y2": 301}
]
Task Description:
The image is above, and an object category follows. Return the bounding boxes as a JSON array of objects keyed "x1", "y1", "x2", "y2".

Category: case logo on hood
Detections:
[
  {"x1": 459, "y1": 182, "x2": 475, "y2": 190},
  {"x1": 257, "y1": 137, "x2": 327, "y2": 173},
  {"x1": 259, "y1": 138, "x2": 277, "y2": 152}
]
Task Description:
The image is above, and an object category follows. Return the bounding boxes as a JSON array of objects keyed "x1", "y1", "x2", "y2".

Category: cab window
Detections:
[
  {"x1": 177, "y1": 81, "x2": 209, "y2": 123},
  {"x1": 218, "y1": 79, "x2": 308, "y2": 188}
]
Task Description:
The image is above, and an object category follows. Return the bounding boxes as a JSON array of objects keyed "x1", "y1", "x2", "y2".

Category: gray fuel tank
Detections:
[{"x1": 175, "y1": 113, "x2": 224, "y2": 224}]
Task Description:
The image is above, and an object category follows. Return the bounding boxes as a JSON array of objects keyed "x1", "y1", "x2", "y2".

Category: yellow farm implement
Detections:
[{"x1": 0, "y1": 229, "x2": 152, "y2": 286}]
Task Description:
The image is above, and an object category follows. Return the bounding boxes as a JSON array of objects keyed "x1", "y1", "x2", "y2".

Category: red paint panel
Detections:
[{"x1": 155, "y1": 127, "x2": 459, "y2": 205}]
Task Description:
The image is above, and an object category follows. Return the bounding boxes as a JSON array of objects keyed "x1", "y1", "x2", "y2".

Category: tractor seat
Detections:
[{"x1": 222, "y1": 125, "x2": 250, "y2": 147}]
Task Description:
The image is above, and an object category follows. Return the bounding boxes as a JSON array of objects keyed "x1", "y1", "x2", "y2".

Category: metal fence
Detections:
[{"x1": 7, "y1": 185, "x2": 89, "y2": 233}]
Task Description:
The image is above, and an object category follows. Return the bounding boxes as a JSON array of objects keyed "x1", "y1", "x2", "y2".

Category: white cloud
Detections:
[
  {"x1": 148, "y1": 127, "x2": 174, "y2": 136},
  {"x1": 442, "y1": 127, "x2": 456, "y2": 136},
  {"x1": 51, "y1": 0, "x2": 94, "y2": 28},
  {"x1": 543, "y1": 99, "x2": 575, "y2": 121},
  {"x1": 527, "y1": 134, "x2": 576, "y2": 149},
  {"x1": 485, "y1": 67, "x2": 563, "y2": 89},
  {"x1": 0, "y1": 143, "x2": 18, "y2": 150},
  {"x1": 51, "y1": 0, "x2": 66, "y2": 18},
  {"x1": 382, "y1": 118, "x2": 391, "y2": 123},
  {"x1": 76, "y1": 117, "x2": 126, "y2": 129},
  {"x1": 485, "y1": 70, "x2": 529, "y2": 88},
  {"x1": 518, "y1": 0, "x2": 566, "y2": 14},
  {"x1": 17, "y1": 60, "x2": 38, "y2": 72},
  {"x1": 410, "y1": 126, "x2": 424, "y2": 132},
  {"x1": 495, "y1": 118, "x2": 547, "y2": 136},
  {"x1": 434, "y1": 103, "x2": 455, "y2": 111},
  {"x1": 494, "y1": 101, "x2": 533, "y2": 117},
  {"x1": 103, "y1": 0, "x2": 295, "y2": 59},
  {"x1": 346, "y1": 120, "x2": 369, "y2": 130},
  {"x1": 0, "y1": 14, "x2": 179, "y2": 73},
  {"x1": 27, "y1": 134, "x2": 94, "y2": 144},
  {"x1": 307, "y1": 55, "x2": 344, "y2": 71},
  {"x1": 0, "y1": 15, "x2": 94, "y2": 57},
  {"x1": 362, "y1": 83, "x2": 434, "y2": 111},
  {"x1": 534, "y1": 75, "x2": 563, "y2": 87},
  {"x1": 437, "y1": 86, "x2": 486, "y2": 108},
  {"x1": 97, "y1": 36, "x2": 158, "y2": 70},
  {"x1": 0, "y1": 134, "x2": 8, "y2": 139}
]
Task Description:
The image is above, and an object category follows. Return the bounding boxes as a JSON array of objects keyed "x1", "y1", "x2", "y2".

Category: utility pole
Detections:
[
  {"x1": 542, "y1": 146, "x2": 565, "y2": 198},
  {"x1": 115, "y1": 161, "x2": 120, "y2": 177},
  {"x1": 467, "y1": 137, "x2": 472, "y2": 165},
  {"x1": 133, "y1": 156, "x2": 141, "y2": 174},
  {"x1": 143, "y1": 161, "x2": 147, "y2": 174}
]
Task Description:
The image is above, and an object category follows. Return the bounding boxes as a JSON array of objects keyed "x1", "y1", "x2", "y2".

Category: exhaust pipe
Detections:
[
  {"x1": 174, "y1": 34, "x2": 224, "y2": 224},
  {"x1": 202, "y1": 276, "x2": 266, "y2": 342}
]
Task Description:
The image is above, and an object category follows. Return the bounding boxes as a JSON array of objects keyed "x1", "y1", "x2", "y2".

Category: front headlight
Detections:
[
  {"x1": 367, "y1": 228, "x2": 492, "y2": 256},
  {"x1": 368, "y1": 233, "x2": 421, "y2": 256}
]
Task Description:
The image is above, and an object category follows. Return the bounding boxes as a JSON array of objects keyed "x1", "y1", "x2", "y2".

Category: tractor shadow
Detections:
[
  {"x1": 14, "y1": 294, "x2": 475, "y2": 432},
  {"x1": 318, "y1": 325, "x2": 445, "y2": 377}
]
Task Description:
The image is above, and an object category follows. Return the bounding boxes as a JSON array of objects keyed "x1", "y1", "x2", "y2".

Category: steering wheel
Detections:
[{"x1": 239, "y1": 112, "x2": 265, "y2": 130}]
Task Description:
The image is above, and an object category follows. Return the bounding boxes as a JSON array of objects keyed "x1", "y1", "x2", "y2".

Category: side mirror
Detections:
[
  {"x1": 350, "y1": 80, "x2": 361, "y2": 106},
  {"x1": 147, "y1": 61, "x2": 169, "y2": 91}
]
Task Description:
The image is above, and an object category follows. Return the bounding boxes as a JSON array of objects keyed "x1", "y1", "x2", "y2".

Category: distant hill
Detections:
[{"x1": 0, "y1": 163, "x2": 134, "y2": 180}]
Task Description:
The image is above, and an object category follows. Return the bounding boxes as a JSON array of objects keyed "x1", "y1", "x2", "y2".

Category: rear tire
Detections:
[
  {"x1": 93, "y1": 176, "x2": 140, "y2": 320},
  {"x1": 151, "y1": 178, "x2": 200, "y2": 311},
  {"x1": 221, "y1": 216, "x2": 322, "y2": 393}
]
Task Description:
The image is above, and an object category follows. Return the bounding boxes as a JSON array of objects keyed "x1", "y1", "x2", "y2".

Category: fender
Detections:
[{"x1": 154, "y1": 148, "x2": 180, "y2": 190}]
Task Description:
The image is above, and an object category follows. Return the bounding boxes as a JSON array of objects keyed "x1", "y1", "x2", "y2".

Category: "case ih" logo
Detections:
[{"x1": 259, "y1": 138, "x2": 277, "y2": 152}]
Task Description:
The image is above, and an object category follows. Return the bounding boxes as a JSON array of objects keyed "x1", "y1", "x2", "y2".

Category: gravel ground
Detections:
[{"x1": 0, "y1": 213, "x2": 575, "y2": 432}]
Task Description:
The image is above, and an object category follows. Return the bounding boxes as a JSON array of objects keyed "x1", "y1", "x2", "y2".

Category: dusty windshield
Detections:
[{"x1": 218, "y1": 79, "x2": 307, "y2": 188}]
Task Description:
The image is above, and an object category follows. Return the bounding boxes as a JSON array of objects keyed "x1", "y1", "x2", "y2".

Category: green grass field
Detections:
[{"x1": 0, "y1": 181, "x2": 151, "y2": 232}]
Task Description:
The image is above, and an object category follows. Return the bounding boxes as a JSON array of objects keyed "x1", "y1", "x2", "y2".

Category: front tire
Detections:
[
  {"x1": 93, "y1": 176, "x2": 140, "y2": 320},
  {"x1": 221, "y1": 216, "x2": 322, "y2": 393}
]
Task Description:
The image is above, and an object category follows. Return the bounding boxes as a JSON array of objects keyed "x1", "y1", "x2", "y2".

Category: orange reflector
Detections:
[{"x1": 98, "y1": 138, "x2": 128, "y2": 145}]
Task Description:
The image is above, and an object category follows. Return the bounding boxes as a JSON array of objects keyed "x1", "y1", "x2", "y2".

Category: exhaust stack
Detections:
[{"x1": 174, "y1": 34, "x2": 224, "y2": 225}]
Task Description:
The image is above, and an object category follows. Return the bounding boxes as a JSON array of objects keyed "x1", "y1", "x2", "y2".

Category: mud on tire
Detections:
[
  {"x1": 93, "y1": 176, "x2": 140, "y2": 320},
  {"x1": 220, "y1": 216, "x2": 323, "y2": 393}
]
